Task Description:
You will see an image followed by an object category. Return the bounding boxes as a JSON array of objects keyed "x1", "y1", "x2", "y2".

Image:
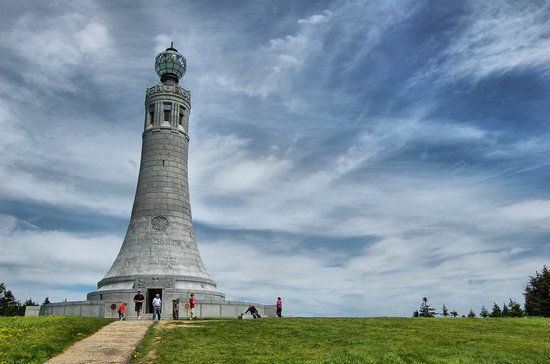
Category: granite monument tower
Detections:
[
  {"x1": 87, "y1": 44, "x2": 224, "y2": 309},
  {"x1": 40, "y1": 45, "x2": 274, "y2": 319}
]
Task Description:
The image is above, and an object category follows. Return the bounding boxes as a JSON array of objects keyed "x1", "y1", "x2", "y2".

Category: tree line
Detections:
[
  {"x1": 413, "y1": 265, "x2": 550, "y2": 318},
  {"x1": 414, "y1": 298, "x2": 525, "y2": 318},
  {"x1": 0, "y1": 283, "x2": 49, "y2": 316}
]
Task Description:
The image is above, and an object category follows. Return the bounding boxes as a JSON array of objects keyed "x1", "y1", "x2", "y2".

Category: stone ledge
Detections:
[{"x1": 40, "y1": 300, "x2": 277, "y2": 319}]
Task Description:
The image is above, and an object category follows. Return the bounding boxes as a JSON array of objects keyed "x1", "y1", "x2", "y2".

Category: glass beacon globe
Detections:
[{"x1": 155, "y1": 43, "x2": 186, "y2": 81}]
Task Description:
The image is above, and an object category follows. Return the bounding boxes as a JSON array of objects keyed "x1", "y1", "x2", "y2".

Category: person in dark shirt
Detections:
[
  {"x1": 172, "y1": 298, "x2": 180, "y2": 320},
  {"x1": 244, "y1": 305, "x2": 261, "y2": 319},
  {"x1": 133, "y1": 290, "x2": 145, "y2": 320}
]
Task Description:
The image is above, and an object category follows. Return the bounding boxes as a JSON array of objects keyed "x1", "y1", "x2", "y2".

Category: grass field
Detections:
[
  {"x1": 0, "y1": 316, "x2": 112, "y2": 364},
  {"x1": 132, "y1": 317, "x2": 550, "y2": 363}
]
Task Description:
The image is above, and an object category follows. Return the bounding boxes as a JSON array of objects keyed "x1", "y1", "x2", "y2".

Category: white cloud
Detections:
[
  {"x1": 75, "y1": 22, "x2": 111, "y2": 53},
  {"x1": 0, "y1": 214, "x2": 19, "y2": 233},
  {"x1": 0, "y1": 9, "x2": 141, "y2": 217},
  {"x1": 409, "y1": 1, "x2": 550, "y2": 86},
  {"x1": 212, "y1": 157, "x2": 291, "y2": 194},
  {"x1": 0, "y1": 214, "x2": 120, "y2": 303},
  {"x1": 499, "y1": 200, "x2": 550, "y2": 227},
  {"x1": 191, "y1": 8, "x2": 337, "y2": 99},
  {"x1": 1, "y1": 201, "x2": 544, "y2": 317},
  {"x1": 154, "y1": 33, "x2": 171, "y2": 54},
  {"x1": 200, "y1": 231, "x2": 543, "y2": 316},
  {"x1": 5, "y1": 12, "x2": 114, "y2": 91},
  {"x1": 0, "y1": 96, "x2": 138, "y2": 217},
  {"x1": 190, "y1": 135, "x2": 292, "y2": 195},
  {"x1": 186, "y1": 114, "x2": 504, "y2": 238},
  {"x1": 451, "y1": 2, "x2": 550, "y2": 79},
  {"x1": 298, "y1": 11, "x2": 333, "y2": 25}
]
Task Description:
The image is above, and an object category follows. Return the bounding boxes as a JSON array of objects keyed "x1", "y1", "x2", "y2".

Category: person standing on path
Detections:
[
  {"x1": 189, "y1": 293, "x2": 196, "y2": 320},
  {"x1": 172, "y1": 298, "x2": 180, "y2": 320},
  {"x1": 152, "y1": 294, "x2": 162, "y2": 320},
  {"x1": 118, "y1": 302, "x2": 127, "y2": 321},
  {"x1": 134, "y1": 290, "x2": 145, "y2": 320},
  {"x1": 276, "y1": 297, "x2": 283, "y2": 317}
]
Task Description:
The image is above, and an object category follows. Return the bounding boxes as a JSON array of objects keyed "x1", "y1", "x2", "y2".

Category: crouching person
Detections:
[{"x1": 244, "y1": 305, "x2": 261, "y2": 319}]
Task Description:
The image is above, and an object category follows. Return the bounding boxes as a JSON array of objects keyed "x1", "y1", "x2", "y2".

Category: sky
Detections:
[{"x1": 0, "y1": 0, "x2": 549, "y2": 317}]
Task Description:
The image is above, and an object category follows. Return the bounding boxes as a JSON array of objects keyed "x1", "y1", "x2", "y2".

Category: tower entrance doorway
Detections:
[{"x1": 146, "y1": 288, "x2": 162, "y2": 314}]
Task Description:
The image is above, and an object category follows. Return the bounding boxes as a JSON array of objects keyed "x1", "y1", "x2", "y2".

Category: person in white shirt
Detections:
[{"x1": 152, "y1": 294, "x2": 162, "y2": 320}]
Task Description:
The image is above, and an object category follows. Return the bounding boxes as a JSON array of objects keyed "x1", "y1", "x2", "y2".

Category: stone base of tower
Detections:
[
  {"x1": 91, "y1": 273, "x2": 225, "y2": 301},
  {"x1": 87, "y1": 288, "x2": 225, "y2": 303},
  {"x1": 39, "y1": 298, "x2": 277, "y2": 320},
  {"x1": 38, "y1": 272, "x2": 281, "y2": 319},
  {"x1": 39, "y1": 275, "x2": 277, "y2": 319}
]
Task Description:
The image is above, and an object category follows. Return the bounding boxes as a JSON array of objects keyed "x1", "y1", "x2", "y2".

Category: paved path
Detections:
[{"x1": 46, "y1": 320, "x2": 153, "y2": 364}]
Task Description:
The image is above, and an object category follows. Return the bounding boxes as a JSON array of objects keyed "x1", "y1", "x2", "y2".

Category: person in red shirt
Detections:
[
  {"x1": 189, "y1": 293, "x2": 195, "y2": 320},
  {"x1": 276, "y1": 297, "x2": 283, "y2": 317},
  {"x1": 118, "y1": 302, "x2": 127, "y2": 321}
]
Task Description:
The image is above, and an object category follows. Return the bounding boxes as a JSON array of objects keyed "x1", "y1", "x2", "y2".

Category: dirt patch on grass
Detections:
[
  {"x1": 144, "y1": 347, "x2": 158, "y2": 361},
  {"x1": 160, "y1": 321, "x2": 204, "y2": 329}
]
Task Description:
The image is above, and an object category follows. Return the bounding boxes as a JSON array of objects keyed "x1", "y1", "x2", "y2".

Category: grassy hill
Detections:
[
  {"x1": 133, "y1": 317, "x2": 550, "y2": 363},
  {"x1": 1, "y1": 316, "x2": 548, "y2": 363},
  {"x1": 0, "y1": 316, "x2": 111, "y2": 364}
]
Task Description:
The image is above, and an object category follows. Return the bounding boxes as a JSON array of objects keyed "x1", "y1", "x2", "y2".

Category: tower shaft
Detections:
[{"x1": 89, "y1": 50, "x2": 224, "y2": 302}]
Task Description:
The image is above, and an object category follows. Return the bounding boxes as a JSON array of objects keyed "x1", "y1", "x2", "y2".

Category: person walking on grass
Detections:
[
  {"x1": 118, "y1": 302, "x2": 127, "y2": 321},
  {"x1": 134, "y1": 290, "x2": 145, "y2": 320},
  {"x1": 276, "y1": 297, "x2": 283, "y2": 317},
  {"x1": 152, "y1": 294, "x2": 162, "y2": 320},
  {"x1": 189, "y1": 293, "x2": 196, "y2": 320}
]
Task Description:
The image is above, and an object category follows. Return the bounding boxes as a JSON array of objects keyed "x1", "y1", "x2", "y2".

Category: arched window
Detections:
[
  {"x1": 179, "y1": 106, "x2": 186, "y2": 127},
  {"x1": 148, "y1": 104, "x2": 155, "y2": 126},
  {"x1": 163, "y1": 103, "x2": 172, "y2": 122}
]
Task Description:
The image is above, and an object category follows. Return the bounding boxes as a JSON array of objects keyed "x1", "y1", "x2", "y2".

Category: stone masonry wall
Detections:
[{"x1": 104, "y1": 129, "x2": 210, "y2": 279}]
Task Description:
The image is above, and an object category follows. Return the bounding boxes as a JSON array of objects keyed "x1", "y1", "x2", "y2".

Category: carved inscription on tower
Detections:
[{"x1": 136, "y1": 277, "x2": 174, "y2": 289}]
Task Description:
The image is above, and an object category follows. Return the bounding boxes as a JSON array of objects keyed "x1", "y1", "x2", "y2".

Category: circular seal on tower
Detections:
[{"x1": 151, "y1": 216, "x2": 169, "y2": 231}]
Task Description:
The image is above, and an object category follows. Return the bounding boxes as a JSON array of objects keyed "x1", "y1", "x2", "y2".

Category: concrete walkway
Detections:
[{"x1": 46, "y1": 320, "x2": 153, "y2": 364}]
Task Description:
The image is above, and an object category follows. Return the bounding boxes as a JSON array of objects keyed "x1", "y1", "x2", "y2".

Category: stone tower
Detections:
[
  {"x1": 39, "y1": 44, "x2": 276, "y2": 319},
  {"x1": 88, "y1": 44, "x2": 224, "y2": 307}
]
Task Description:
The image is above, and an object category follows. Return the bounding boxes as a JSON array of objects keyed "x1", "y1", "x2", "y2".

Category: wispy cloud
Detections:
[
  {"x1": 4, "y1": 11, "x2": 114, "y2": 91},
  {"x1": 298, "y1": 10, "x2": 333, "y2": 25},
  {"x1": 447, "y1": 2, "x2": 550, "y2": 80},
  {"x1": 499, "y1": 200, "x2": 550, "y2": 227},
  {"x1": 199, "y1": 8, "x2": 334, "y2": 99},
  {"x1": 0, "y1": 101, "x2": 138, "y2": 216},
  {"x1": 0, "y1": 214, "x2": 119, "y2": 302},
  {"x1": 200, "y1": 228, "x2": 542, "y2": 316},
  {"x1": 408, "y1": 1, "x2": 550, "y2": 88}
]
